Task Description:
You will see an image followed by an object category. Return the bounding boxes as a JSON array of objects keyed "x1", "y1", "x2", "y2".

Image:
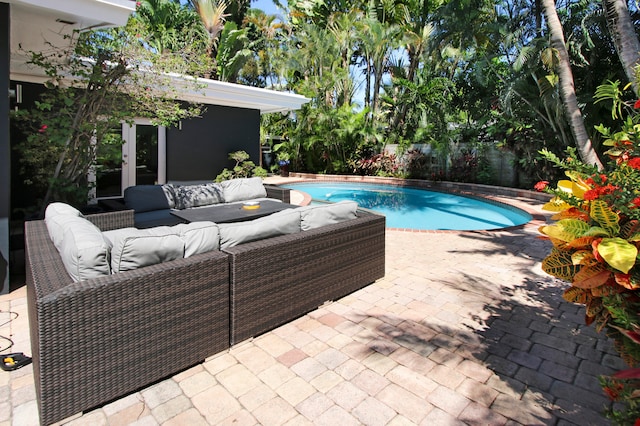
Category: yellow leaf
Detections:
[
  {"x1": 543, "y1": 197, "x2": 571, "y2": 212},
  {"x1": 590, "y1": 200, "x2": 620, "y2": 235},
  {"x1": 557, "y1": 180, "x2": 574, "y2": 193},
  {"x1": 597, "y1": 237, "x2": 638, "y2": 273},
  {"x1": 561, "y1": 173, "x2": 589, "y2": 199},
  {"x1": 539, "y1": 219, "x2": 590, "y2": 242},
  {"x1": 542, "y1": 249, "x2": 578, "y2": 281},
  {"x1": 583, "y1": 227, "x2": 610, "y2": 237},
  {"x1": 571, "y1": 250, "x2": 593, "y2": 265}
]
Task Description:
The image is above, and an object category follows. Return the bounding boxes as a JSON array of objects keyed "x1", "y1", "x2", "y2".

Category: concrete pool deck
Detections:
[{"x1": 0, "y1": 178, "x2": 624, "y2": 425}]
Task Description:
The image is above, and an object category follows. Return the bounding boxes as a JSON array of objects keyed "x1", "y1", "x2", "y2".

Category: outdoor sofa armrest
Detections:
[
  {"x1": 86, "y1": 209, "x2": 135, "y2": 231},
  {"x1": 264, "y1": 184, "x2": 291, "y2": 203},
  {"x1": 25, "y1": 218, "x2": 230, "y2": 425}
]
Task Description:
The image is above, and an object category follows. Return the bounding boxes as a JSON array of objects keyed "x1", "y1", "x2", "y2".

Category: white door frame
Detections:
[
  {"x1": 121, "y1": 119, "x2": 167, "y2": 190},
  {"x1": 90, "y1": 119, "x2": 167, "y2": 201}
]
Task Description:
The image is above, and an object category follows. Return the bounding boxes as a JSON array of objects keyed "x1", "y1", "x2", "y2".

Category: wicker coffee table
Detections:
[{"x1": 170, "y1": 200, "x2": 296, "y2": 223}]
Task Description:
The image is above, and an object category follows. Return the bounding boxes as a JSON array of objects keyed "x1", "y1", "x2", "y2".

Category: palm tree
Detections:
[
  {"x1": 244, "y1": 8, "x2": 287, "y2": 88},
  {"x1": 357, "y1": 16, "x2": 401, "y2": 116},
  {"x1": 189, "y1": 0, "x2": 229, "y2": 58},
  {"x1": 328, "y1": 11, "x2": 360, "y2": 106},
  {"x1": 602, "y1": 0, "x2": 640, "y2": 96},
  {"x1": 135, "y1": 0, "x2": 207, "y2": 54},
  {"x1": 216, "y1": 22, "x2": 252, "y2": 82},
  {"x1": 542, "y1": 0, "x2": 603, "y2": 169}
]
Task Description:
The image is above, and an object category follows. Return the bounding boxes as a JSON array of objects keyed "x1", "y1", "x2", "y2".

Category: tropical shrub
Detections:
[
  {"x1": 12, "y1": 24, "x2": 205, "y2": 216},
  {"x1": 403, "y1": 149, "x2": 431, "y2": 179},
  {"x1": 350, "y1": 152, "x2": 399, "y2": 177},
  {"x1": 536, "y1": 82, "x2": 640, "y2": 424},
  {"x1": 215, "y1": 150, "x2": 267, "y2": 182}
]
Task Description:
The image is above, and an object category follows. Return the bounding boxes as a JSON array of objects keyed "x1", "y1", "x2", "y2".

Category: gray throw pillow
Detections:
[
  {"x1": 161, "y1": 184, "x2": 177, "y2": 208},
  {"x1": 174, "y1": 183, "x2": 224, "y2": 209}
]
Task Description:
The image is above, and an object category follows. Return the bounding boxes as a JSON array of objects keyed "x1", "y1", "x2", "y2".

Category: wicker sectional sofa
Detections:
[
  {"x1": 123, "y1": 177, "x2": 291, "y2": 228},
  {"x1": 25, "y1": 198, "x2": 385, "y2": 425}
]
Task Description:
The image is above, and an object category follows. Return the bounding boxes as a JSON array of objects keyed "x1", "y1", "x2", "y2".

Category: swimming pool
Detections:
[{"x1": 283, "y1": 182, "x2": 532, "y2": 231}]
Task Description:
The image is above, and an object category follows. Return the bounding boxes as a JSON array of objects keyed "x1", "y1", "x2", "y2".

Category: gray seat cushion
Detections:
[
  {"x1": 219, "y1": 209, "x2": 301, "y2": 249},
  {"x1": 220, "y1": 177, "x2": 267, "y2": 203},
  {"x1": 298, "y1": 201, "x2": 358, "y2": 230},
  {"x1": 103, "y1": 227, "x2": 185, "y2": 273}
]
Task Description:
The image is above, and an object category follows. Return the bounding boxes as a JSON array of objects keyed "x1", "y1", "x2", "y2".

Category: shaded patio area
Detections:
[{"x1": 0, "y1": 189, "x2": 623, "y2": 425}]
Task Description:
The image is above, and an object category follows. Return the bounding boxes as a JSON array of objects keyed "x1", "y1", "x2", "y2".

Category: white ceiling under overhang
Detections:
[{"x1": 7, "y1": 0, "x2": 135, "y2": 81}]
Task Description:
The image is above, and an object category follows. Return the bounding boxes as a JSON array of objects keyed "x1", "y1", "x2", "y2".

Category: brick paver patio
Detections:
[{"x1": 0, "y1": 189, "x2": 624, "y2": 425}]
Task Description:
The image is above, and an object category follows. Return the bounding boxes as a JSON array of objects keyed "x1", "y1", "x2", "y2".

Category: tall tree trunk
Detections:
[
  {"x1": 603, "y1": 0, "x2": 640, "y2": 96},
  {"x1": 542, "y1": 0, "x2": 603, "y2": 169}
]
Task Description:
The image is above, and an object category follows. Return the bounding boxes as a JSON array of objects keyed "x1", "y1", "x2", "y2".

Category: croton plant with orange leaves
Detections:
[{"x1": 537, "y1": 88, "x2": 640, "y2": 423}]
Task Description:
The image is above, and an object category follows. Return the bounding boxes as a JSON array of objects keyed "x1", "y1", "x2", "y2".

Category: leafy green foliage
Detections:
[
  {"x1": 12, "y1": 21, "x2": 203, "y2": 214},
  {"x1": 538, "y1": 80, "x2": 640, "y2": 424},
  {"x1": 215, "y1": 151, "x2": 267, "y2": 181}
]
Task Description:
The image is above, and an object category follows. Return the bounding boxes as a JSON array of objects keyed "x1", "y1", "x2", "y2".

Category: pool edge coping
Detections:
[{"x1": 276, "y1": 174, "x2": 551, "y2": 234}]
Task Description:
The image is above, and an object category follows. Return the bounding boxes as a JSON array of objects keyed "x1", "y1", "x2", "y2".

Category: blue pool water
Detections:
[{"x1": 283, "y1": 182, "x2": 532, "y2": 231}]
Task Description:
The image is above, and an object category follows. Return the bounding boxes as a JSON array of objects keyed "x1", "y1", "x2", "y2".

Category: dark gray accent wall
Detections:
[
  {"x1": 1, "y1": 3, "x2": 9, "y2": 294},
  {"x1": 166, "y1": 105, "x2": 260, "y2": 182}
]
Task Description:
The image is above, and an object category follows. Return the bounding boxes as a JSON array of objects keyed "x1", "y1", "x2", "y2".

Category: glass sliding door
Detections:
[
  {"x1": 93, "y1": 119, "x2": 166, "y2": 200},
  {"x1": 135, "y1": 124, "x2": 159, "y2": 186},
  {"x1": 94, "y1": 126, "x2": 125, "y2": 198}
]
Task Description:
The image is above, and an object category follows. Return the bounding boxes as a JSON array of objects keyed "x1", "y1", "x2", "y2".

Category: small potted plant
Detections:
[{"x1": 277, "y1": 154, "x2": 290, "y2": 177}]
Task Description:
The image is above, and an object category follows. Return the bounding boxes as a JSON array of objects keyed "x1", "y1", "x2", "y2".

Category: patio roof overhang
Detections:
[
  {"x1": 7, "y1": 0, "x2": 135, "y2": 80},
  {"x1": 167, "y1": 74, "x2": 310, "y2": 114},
  {"x1": 7, "y1": 0, "x2": 310, "y2": 115}
]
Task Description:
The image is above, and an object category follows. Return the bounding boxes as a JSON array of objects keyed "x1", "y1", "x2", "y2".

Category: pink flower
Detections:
[
  {"x1": 38, "y1": 124, "x2": 47, "y2": 133},
  {"x1": 534, "y1": 181, "x2": 548, "y2": 191}
]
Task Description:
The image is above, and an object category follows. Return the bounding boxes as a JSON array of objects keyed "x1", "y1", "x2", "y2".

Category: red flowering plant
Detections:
[{"x1": 537, "y1": 82, "x2": 640, "y2": 424}]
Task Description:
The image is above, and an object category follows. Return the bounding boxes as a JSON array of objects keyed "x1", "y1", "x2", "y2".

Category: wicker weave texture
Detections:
[
  {"x1": 24, "y1": 206, "x2": 386, "y2": 424},
  {"x1": 25, "y1": 217, "x2": 230, "y2": 425},
  {"x1": 264, "y1": 185, "x2": 291, "y2": 204},
  {"x1": 86, "y1": 209, "x2": 135, "y2": 231},
  {"x1": 226, "y1": 211, "x2": 386, "y2": 344}
]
